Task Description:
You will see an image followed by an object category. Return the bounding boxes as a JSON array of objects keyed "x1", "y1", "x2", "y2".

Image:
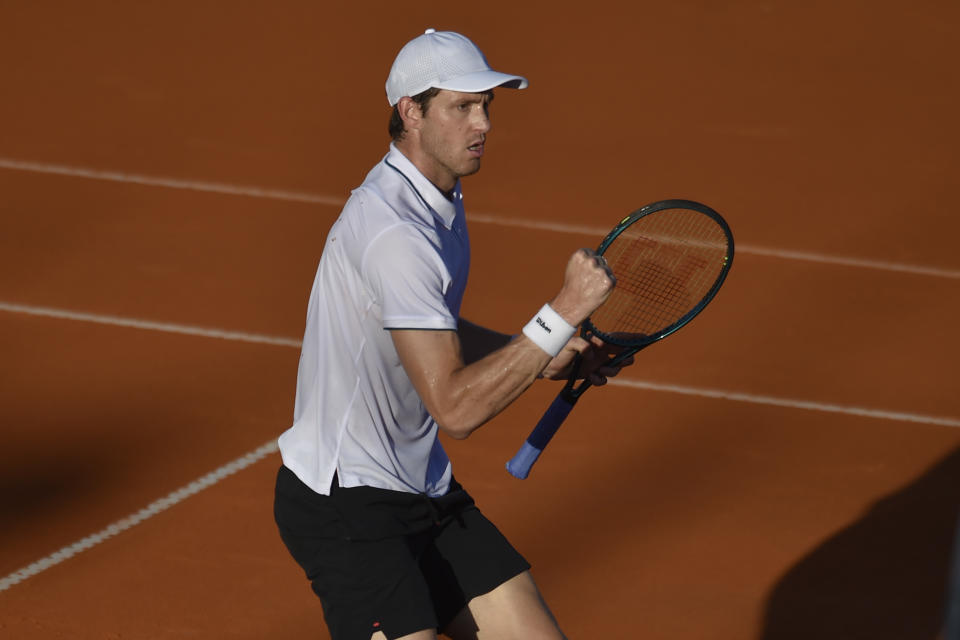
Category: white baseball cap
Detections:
[{"x1": 385, "y1": 29, "x2": 528, "y2": 106}]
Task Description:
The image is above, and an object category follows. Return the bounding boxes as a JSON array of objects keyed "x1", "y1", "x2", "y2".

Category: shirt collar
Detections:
[{"x1": 384, "y1": 143, "x2": 462, "y2": 229}]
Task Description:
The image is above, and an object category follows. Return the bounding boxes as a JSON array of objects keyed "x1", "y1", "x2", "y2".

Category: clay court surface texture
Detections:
[{"x1": 2, "y1": 2, "x2": 959, "y2": 638}]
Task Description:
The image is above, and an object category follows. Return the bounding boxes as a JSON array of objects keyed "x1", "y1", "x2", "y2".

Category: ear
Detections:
[{"x1": 397, "y1": 96, "x2": 424, "y2": 132}]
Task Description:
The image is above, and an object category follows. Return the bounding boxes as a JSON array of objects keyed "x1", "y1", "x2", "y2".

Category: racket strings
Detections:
[{"x1": 592, "y1": 209, "x2": 730, "y2": 340}]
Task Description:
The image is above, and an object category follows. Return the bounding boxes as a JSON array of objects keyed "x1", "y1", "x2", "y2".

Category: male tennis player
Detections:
[{"x1": 274, "y1": 29, "x2": 630, "y2": 640}]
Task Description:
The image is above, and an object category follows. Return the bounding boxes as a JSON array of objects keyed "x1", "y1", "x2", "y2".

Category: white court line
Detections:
[
  {"x1": 467, "y1": 213, "x2": 960, "y2": 280},
  {"x1": 0, "y1": 301, "x2": 301, "y2": 348},
  {"x1": 609, "y1": 379, "x2": 960, "y2": 429},
  {"x1": 2, "y1": 299, "x2": 957, "y2": 431},
  {"x1": 0, "y1": 157, "x2": 344, "y2": 206},
  {"x1": 0, "y1": 298, "x2": 958, "y2": 592},
  {"x1": 0, "y1": 440, "x2": 279, "y2": 593},
  {"x1": 3, "y1": 156, "x2": 960, "y2": 280}
]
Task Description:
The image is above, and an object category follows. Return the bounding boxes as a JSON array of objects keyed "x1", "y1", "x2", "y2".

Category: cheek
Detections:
[{"x1": 437, "y1": 124, "x2": 464, "y2": 149}]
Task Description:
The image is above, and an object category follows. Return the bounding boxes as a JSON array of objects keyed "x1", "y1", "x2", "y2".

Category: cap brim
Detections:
[{"x1": 434, "y1": 70, "x2": 529, "y2": 94}]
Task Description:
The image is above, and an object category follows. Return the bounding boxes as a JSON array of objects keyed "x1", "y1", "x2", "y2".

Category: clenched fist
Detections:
[{"x1": 549, "y1": 248, "x2": 616, "y2": 327}]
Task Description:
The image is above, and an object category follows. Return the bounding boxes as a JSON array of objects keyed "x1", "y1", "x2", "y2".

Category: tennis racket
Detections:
[{"x1": 506, "y1": 199, "x2": 734, "y2": 479}]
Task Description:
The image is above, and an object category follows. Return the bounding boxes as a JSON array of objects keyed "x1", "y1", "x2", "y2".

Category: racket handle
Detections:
[{"x1": 506, "y1": 392, "x2": 576, "y2": 479}]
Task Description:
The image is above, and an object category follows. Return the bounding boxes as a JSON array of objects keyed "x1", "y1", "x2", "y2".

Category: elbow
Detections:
[
  {"x1": 432, "y1": 407, "x2": 478, "y2": 440},
  {"x1": 441, "y1": 426, "x2": 473, "y2": 441},
  {"x1": 435, "y1": 416, "x2": 475, "y2": 440},
  {"x1": 423, "y1": 384, "x2": 495, "y2": 440}
]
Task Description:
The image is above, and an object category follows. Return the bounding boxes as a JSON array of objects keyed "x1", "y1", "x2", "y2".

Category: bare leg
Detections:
[{"x1": 442, "y1": 571, "x2": 566, "y2": 640}]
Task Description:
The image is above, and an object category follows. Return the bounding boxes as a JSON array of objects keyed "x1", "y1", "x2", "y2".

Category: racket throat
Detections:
[{"x1": 560, "y1": 352, "x2": 590, "y2": 402}]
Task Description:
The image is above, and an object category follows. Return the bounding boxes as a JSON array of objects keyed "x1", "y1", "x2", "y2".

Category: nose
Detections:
[{"x1": 473, "y1": 106, "x2": 491, "y2": 134}]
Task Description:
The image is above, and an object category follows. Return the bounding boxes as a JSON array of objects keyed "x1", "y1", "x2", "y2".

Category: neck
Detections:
[{"x1": 394, "y1": 138, "x2": 457, "y2": 194}]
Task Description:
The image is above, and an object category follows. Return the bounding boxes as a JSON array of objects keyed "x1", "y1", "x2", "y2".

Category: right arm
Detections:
[{"x1": 391, "y1": 248, "x2": 615, "y2": 440}]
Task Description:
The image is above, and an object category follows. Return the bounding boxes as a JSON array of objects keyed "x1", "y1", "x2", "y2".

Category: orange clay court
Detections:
[{"x1": 1, "y1": 2, "x2": 959, "y2": 638}]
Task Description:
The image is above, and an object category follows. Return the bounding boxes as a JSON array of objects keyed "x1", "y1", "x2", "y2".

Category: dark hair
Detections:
[{"x1": 388, "y1": 87, "x2": 441, "y2": 141}]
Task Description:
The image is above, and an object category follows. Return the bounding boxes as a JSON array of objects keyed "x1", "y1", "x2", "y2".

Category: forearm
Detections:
[
  {"x1": 392, "y1": 329, "x2": 553, "y2": 440},
  {"x1": 444, "y1": 335, "x2": 555, "y2": 438},
  {"x1": 395, "y1": 248, "x2": 616, "y2": 440}
]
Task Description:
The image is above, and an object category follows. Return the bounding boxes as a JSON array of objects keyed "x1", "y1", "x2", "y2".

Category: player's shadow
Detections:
[{"x1": 759, "y1": 446, "x2": 960, "y2": 639}]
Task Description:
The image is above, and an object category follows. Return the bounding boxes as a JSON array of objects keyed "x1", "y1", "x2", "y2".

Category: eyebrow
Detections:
[{"x1": 462, "y1": 91, "x2": 494, "y2": 103}]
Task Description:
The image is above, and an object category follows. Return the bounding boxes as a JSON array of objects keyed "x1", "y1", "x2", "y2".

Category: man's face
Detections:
[{"x1": 415, "y1": 89, "x2": 493, "y2": 192}]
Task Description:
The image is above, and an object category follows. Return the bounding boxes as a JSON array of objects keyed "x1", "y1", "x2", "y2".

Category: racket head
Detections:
[{"x1": 584, "y1": 199, "x2": 734, "y2": 348}]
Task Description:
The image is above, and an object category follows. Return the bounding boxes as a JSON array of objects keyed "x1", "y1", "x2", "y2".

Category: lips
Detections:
[{"x1": 467, "y1": 140, "x2": 485, "y2": 156}]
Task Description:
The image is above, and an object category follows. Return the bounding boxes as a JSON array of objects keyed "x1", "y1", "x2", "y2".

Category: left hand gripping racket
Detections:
[{"x1": 506, "y1": 199, "x2": 734, "y2": 479}]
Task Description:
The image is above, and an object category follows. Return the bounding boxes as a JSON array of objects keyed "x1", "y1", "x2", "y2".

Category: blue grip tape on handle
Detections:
[
  {"x1": 506, "y1": 393, "x2": 576, "y2": 479},
  {"x1": 505, "y1": 441, "x2": 541, "y2": 479}
]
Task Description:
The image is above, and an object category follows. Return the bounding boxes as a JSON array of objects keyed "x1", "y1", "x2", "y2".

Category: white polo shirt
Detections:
[{"x1": 278, "y1": 144, "x2": 470, "y2": 498}]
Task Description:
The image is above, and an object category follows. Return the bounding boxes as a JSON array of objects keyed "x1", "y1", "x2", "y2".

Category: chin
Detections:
[{"x1": 460, "y1": 161, "x2": 482, "y2": 178}]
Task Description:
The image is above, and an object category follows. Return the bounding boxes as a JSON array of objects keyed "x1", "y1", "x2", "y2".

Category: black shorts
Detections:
[{"x1": 273, "y1": 465, "x2": 530, "y2": 640}]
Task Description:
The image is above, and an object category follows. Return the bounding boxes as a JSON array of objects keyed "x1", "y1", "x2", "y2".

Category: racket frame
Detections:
[
  {"x1": 561, "y1": 199, "x2": 733, "y2": 404},
  {"x1": 507, "y1": 199, "x2": 734, "y2": 478},
  {"x1": 588, "y1": 199, "x2": 734, "y2": 348}
]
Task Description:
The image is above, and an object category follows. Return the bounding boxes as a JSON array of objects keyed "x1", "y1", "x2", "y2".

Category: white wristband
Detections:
[{"x1": 522, "y1": 304, "x2": 577, "y2": 357}]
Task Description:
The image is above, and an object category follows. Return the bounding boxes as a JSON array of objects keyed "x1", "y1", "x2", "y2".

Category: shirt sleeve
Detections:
[{"x1": 362, "y1": 223, "x2": 457, "y2": 330}]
